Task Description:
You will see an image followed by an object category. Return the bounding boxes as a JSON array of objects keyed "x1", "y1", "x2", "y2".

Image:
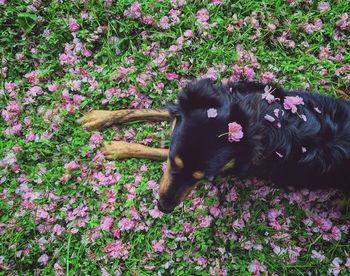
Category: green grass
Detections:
[{"x1": 0, "y1": 0, "x2": 350, "y2": 275}]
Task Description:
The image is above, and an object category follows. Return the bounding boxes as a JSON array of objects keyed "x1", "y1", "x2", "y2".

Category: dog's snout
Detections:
[{"x1": 157, "y1": 199, "x2": 176, "y2": 214}]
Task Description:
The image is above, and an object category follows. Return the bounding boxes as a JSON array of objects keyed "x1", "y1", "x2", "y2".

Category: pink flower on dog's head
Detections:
[
  {"x1": 228, "y1": 122, "x2": 243, "y2": 142},
  {"x1": 207, "y1": 108, "x2": 217, "y2": 118},
  {"x1": 283, "y1": 96, "x2": 304, "y2": 113}
]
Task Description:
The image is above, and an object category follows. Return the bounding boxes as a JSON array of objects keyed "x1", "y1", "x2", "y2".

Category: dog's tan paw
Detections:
[
  {"x1": 77, "y1": 110, "x2": 114, "y2": 131},
  {"x1": 100, "y1": 142, "x2": 125, "y2": 160}
]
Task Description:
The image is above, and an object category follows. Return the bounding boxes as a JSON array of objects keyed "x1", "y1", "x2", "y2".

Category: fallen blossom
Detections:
[
  {"x1": 264, "y1": 114, "x2": 275, "y2": 122},
  {"x1": 283, "y1": 96, "x2": 304, "y2": 113},
  {"x1": 207, "y1": 108, "x2": 218, "y2": 118},
  {"x1": 228, "y1": 122, "x2": 244, "y2": 142}
]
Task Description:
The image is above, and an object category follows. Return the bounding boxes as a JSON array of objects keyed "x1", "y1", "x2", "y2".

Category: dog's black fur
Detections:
[{"x1": 158, "y1": 78, "x2": 350, "y2": 213}]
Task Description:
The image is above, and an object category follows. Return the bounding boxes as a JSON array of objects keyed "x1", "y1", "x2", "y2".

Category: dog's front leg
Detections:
[
  {"x1": 77, "y1": 109, "x2": 171, "y2": 131},
  {"x1": 101, "y1": 141, "x2": 236, "y2": 173},
  {"x1": 101, "y1": 141, "x2": 169, "y2": 161}
]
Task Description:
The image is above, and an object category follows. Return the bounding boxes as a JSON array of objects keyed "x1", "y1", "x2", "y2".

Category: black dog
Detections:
[{"x1": 158, "y1": 79, "x2": 350, "y2": 213}]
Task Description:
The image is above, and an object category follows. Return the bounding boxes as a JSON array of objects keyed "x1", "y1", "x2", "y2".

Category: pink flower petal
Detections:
[
  {"x1": 207, "y1": 108, "x2": 218, "y2": 118},
  {"x1": 276, "y1": 151, "x2": 283, "y2": 158},
  {"x1": 264, "y1": 114, "x2": 275, "y2": 122},
  {"x1": 228, "y1": 122, "x2": 243, "y2": 142},
  {"x1": 314, "y1": 107, "x2": 322, "y2": 114}
]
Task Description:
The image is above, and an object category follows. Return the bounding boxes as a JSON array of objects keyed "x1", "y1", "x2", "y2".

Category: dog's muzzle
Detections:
[{"x1": 157, "y1": 199, "x2": 176, "y2": 214}]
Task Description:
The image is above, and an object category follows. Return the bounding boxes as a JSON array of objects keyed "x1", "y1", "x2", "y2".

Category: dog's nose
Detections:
[{"x1": 157, "y1": 200, "x2": 175, "y2": 214}]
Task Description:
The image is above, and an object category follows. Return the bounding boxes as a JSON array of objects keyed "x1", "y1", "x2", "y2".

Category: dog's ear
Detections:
[{"x1": 178, "y1": 78, "x2": 223, "y2": 112}]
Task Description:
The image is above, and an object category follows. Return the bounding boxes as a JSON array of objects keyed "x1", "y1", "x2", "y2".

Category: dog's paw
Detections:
[
  {"x1": 77, "y1": 110, "x2": 130, "y2": 131},
  {"x1": 77, "y1": 110, "x2": 114, "y2": 131},
  {"x1": 100, "y1": 142, "x2": 114, "y2": 160},
  {"x1": 100, "y1": 141, "x2": 128, "y2": 160}
]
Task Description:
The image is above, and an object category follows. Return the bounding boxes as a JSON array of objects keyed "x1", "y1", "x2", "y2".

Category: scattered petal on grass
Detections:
[{"x1": 1, "y1": 1, "x2": 350, "y2": 275}]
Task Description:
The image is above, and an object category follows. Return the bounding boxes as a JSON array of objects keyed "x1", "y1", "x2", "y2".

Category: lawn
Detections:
[{"x1": 1, "y1": 0, "x2": 350, "y2": 275}]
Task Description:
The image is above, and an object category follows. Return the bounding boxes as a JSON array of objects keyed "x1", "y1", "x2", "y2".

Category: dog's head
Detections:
[{"x1": 157, "y1": 79, "x2": 262, "y2": 213}]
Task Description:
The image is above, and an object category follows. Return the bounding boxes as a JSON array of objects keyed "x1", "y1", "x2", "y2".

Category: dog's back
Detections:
[{"x1": 242, "y1": 87, "x2": 350, "y2": 191}]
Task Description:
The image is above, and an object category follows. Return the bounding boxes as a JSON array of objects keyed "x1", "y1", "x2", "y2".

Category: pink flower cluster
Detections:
[
  {"x1": 248, "y1": 260, "x2": 266, "y2": 275},
  {"x1": 277, "y1": 31, "x2": 296, "y2": 48},
  {"x1": 336, "y1": 13, "x2": 349, "y2": 30},
  {"x1": 89, "y1": 132, "x2": 103, "y2": 149},
  {"x1": 230, "y1": 45, "x2": 259, "y2": 82},
  {"x1": 124, "y1": 2, "x2": 182, "y2": 30},
  {"x1": 0, "y1": 149, "x2": 20, "y2": 173},
  {"x1": 301, "y1": 19, "x2": 323, "y2": 34},
  {"x1": 231, "y1": 65, "x2": 256, "y2": 81},
  {"x1": 4, "y1": 82, "x2": 19, "y2": 98},
  {"x1": 100, "y1": 216, "x2": 114, "y2": 231},
  {"x1": 24, "y1": 70, "x2": 41, "y2": 85},
  {"x1": 318, "y1": 2, "x2": 330, "y2": 12},
  {"x1": 68, "y1": 17, "x2": 80, "y2": 33},
  {"x1": 196, "y1": 8, "x2": 209, "y2": 23},
  {"x1": 260, "y1": 71, "x2": 276, "y2": 83},
  {"x1": 91, "y1": 170, "x2": 121, "y2": 187},
  {"x1": 59, "y1": 44, "x2": 80, "y2": 66},
  {"x1": 2, "y1": 101, "x2": 21, "y2": 136},
  {"x1": 124, "y1": 2, "x2": 141, "y2": 19},
  {"x1": 105, "y1": 240, "x2": 129, "y2": 260},
  {"x1": 112, "y1": 66, "x2": 135, "y2": 82},
  {"x1": 60, "y1": 89, "x2": 84, "y2": 113},
  {"x1": 152, "y1": 239, "x2": 166, "y2": 253}
]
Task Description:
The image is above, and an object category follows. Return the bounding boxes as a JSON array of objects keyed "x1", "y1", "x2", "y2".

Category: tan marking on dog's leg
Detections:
[
  {"x1": 101, "y1": 141, "x2": 168, "y2": 161},
  {"x1": 159, "y1": 159, "x2": 172, "y2": 197},
  {"x1": 78, "y1": 109, "x2": 171, "y2": 131}
]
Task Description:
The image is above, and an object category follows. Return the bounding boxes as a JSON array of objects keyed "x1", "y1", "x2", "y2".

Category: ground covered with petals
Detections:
[{"x1": 1, "y1": 0, "x2": 350, "y2": 275}]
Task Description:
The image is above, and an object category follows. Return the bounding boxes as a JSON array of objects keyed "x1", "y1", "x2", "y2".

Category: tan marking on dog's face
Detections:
[
  {"x1": 192, "y1": 171, "x2": 205, "y2": 180},
  {"x1": 159, "y1": 159, "x2": 172, "y2": 197},
  {"x1": 174, "y1": 155, "x2": 184, "y2": 169}
]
